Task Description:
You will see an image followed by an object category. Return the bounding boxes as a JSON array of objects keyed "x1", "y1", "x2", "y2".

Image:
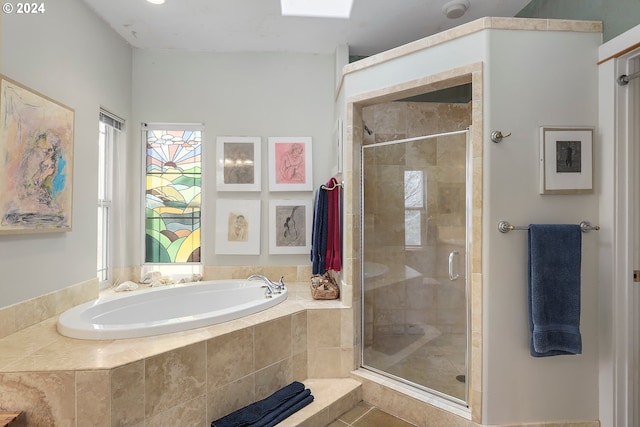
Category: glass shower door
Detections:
[{"x1": 362, "y1": 130, "x2": 469, "y2": 403}]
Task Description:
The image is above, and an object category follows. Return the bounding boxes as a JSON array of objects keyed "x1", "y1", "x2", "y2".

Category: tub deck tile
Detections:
[{"x1": 0, "y1": 282, "x2": 348, "y2": 373}]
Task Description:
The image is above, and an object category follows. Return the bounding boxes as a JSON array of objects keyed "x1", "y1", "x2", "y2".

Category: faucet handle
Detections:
[{"x1": 277, "y1": 276, "x2": 285, "y2": 290}]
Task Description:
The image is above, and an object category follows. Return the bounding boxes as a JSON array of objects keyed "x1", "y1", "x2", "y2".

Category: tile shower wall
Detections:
[{"x1": 362, "y1": 101, "x2": 471, "y2": 338}]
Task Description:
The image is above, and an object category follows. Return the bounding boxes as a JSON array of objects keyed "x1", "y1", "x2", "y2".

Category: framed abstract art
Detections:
[{"x1": 0, "y1": 75, "x2": 75, "y2": 234}]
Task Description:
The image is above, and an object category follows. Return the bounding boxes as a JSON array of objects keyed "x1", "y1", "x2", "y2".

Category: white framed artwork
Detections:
[
  {"x1": 268, "y1": 137, "x2": 313, "y2": 191},
  {"x1": 216, "y1": 136, "x2": 261, "y2": 191},
  {"x1": 268, "y1": 199, "x2": 312, "y2": 254},
  {"x1": 215, "y1": 199, "x2": 261, "y2": 255}
]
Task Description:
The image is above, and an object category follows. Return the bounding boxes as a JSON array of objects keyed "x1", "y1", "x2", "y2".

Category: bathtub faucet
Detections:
[{"x1": 247, "y1": 274, "x2": 286, "y2": 296}]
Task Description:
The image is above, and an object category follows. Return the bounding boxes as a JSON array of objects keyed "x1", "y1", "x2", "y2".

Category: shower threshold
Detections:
[{"x1": 351, "y1": 368, "x2": 471, "y2": 420}]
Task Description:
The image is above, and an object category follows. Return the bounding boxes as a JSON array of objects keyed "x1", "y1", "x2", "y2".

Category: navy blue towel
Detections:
[
  {"x1": 254, "y1": 394, "x2": 314, "y2": 427},
  {"x1": 211, "y1": 381, "x2": 305, "y2": 427},
  {"x1": 311, "y1": 187, "x2": 329, "y2": 275},
  {"x1": 528, "y1": 224, "x2": 582, "y2": 357},
  {"x1": 246, "y1": 389, "x2": 313, "y2": 427}
]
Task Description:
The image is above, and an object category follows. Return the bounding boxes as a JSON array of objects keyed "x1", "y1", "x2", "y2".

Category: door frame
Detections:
[
  {"x1": 598, "y1": 24, "x2": 640, "y2": 427},
  {"x1": 614, "y1": 45, "x2": 640, "y2": 427}
]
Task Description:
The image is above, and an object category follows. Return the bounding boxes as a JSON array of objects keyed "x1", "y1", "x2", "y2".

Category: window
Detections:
[
  {"x1": 280, "y1": 0, "x2": 353, "y2": 18},
  {"x1": 404, "y1": 170, "x2": 424, "y2": 246},
  {"x1": 144, "y1": 125, "x2": 203, "y2": 264},
  {"x1": 97, "y1": 110, "x2": 124, "y2": 283}
]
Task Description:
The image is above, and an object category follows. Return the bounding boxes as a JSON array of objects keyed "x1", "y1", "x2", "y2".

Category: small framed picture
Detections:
[
  {"x1": 216, "y1": 136, "x2": 261, "y2": 191},
  {"x1": 539, "y1": 127, "x2": 594, "y2": 194},
  {"x1": 269, "y1": 199, "x2": 312, "y2": 254},
  {"x1": 334, "y1": 119, "x2": 343, "y2": 174},
  {"x1": 268, "y1": 137, "x2": 313, "y2": 191},
  {"x1": 215, "y1": 199, "x2": 261, "y2": 255}
]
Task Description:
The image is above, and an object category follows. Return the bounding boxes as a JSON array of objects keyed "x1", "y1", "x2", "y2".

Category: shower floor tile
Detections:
[
  {"x1": 363, "y1": 331, "x2": 466, "y2": 401},
  {"x1": 327, "y1": 402, "x2": 417, "y2": 427}
]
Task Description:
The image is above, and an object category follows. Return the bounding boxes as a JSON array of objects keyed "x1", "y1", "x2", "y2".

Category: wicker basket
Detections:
[{"x1": 310, "y1": 273, "x2": 340, "y2": 300}]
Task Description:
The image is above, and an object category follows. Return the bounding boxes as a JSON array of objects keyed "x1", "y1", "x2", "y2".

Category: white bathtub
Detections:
[
  {"x1": 363, "y1": 261, "x2": 388, "y2": 280},
  {"x1": 57, "y1": 280, "x2": 288, "y2": 340}
]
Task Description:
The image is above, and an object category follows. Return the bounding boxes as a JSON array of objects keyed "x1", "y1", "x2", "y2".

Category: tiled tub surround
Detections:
[
  {"x1": 0, "y1": 278, "x2": 99, "y2": 340},
  {"x1": 0, "y1": 277, "x2": 355, "y2": 426}
]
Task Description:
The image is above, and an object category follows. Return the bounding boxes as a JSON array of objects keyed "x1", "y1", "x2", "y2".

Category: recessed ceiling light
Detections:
[
  {"x1": 147, "y1": 0, "x2": 165, "y2": 5},
  {"x1": 280, "y1": 0, "x2": 353, "y2": 18}
]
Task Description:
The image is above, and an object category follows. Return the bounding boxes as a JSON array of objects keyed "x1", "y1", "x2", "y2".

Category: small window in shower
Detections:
[{"x1": 404, "y1": 170, "x2": 424, "y2": 246}]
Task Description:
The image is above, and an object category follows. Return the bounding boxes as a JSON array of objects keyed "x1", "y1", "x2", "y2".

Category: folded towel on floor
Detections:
[
  {"x1": 528, "y1": 224, "x2": 582, "y2": 357},
  {"x1": 246, "y1": 388, "x2": 313, "y2": 427},
  {"x1": 211, "y1": 381, "x2": 306, "y2": 427}
]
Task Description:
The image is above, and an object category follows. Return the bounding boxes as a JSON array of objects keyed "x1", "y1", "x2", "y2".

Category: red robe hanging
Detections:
[{"x1": 324, "y1": 177, "x2": 342, "y2": 271}]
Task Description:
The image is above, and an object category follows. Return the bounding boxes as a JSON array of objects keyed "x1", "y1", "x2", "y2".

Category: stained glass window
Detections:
[{"x1": 145, "y1": 127, "x2": 202, "y2": 263}]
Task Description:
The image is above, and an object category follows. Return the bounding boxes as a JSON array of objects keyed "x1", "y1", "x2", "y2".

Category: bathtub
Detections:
[
  {"x1": 57, "y1": 279, "x2": 288, "y2": 340},
  {"x1": 363, "y1": 261, "x2": 388, "y2": 280}
]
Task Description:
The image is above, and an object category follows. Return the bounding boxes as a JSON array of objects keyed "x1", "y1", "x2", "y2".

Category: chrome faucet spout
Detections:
[{"x1": 247, "y1": 274, "x2": 286, "y2": 294}]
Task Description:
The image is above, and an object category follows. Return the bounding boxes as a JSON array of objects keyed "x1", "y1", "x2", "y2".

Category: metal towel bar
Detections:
[{"x1": 498, "y1": 220, "x2": 600, "y2": 233}]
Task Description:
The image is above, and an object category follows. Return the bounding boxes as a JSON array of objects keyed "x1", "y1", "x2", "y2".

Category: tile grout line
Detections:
[{"x1": 344, "y1": 406, "x2": 375, "y2": 427}]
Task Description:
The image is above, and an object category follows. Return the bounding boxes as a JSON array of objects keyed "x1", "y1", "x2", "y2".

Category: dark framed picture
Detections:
[{"x1": 539, "y1": 127, "x2": 594, "y2": 194}]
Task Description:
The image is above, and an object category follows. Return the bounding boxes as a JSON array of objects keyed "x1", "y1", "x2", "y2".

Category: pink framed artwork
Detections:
[{"x1": 268, "y1": 137, "x2": 312, "y2": 191}]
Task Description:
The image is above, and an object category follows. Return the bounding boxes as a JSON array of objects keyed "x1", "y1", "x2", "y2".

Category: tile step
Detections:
[
  {"x1": 0, "y1": 412, "x2": 22, "y2": 427},
  {"x1": 275, "y1": 378, "x2": 362, "y2": 427}
]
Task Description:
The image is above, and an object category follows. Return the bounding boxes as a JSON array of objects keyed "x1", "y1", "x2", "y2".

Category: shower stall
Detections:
[{"x1": 361, "y1": 98, "x2": 471, "y2": 404}]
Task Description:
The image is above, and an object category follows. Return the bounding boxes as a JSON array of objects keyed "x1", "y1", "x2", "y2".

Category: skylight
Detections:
[{"x1": 280, "y1": 0, "x2": 354, "y2": 18}]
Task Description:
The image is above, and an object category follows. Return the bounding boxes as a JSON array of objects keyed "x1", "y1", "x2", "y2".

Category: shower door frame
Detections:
[
  {"x1": 343, "y1": 62, "x2": 483, "y2": 423},
  {"x1": 360, "y1": 129, "x2": 472, "y2": 406}
]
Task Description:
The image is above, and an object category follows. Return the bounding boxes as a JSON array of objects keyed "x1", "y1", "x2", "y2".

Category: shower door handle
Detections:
[{"x1": 448, "y1": 251, "x2": 460, "y2": 281}]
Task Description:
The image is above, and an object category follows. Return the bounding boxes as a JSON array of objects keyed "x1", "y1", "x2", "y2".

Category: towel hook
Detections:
[{"x1": 491, "y1": 130, "x2": 512, "y2": 143}]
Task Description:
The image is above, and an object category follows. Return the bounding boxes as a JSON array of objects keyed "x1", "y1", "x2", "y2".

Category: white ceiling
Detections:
[{"x1": 81, "y1": 0, "x2": 532, "y2": 56}]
